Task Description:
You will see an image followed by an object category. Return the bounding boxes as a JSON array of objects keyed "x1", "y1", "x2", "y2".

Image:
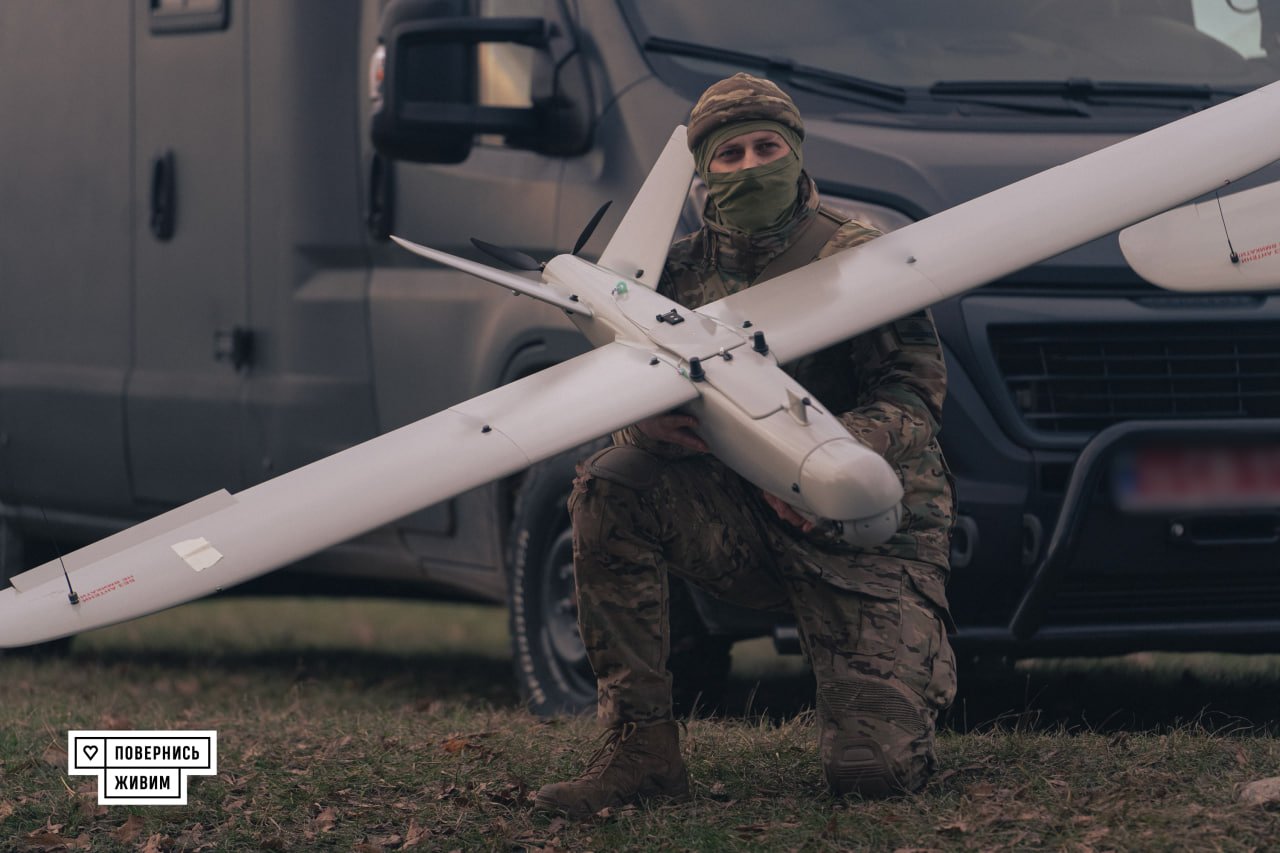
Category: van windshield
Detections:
[{"x1": 628, "y1": 1, "x2": 1280, "y2": 93}]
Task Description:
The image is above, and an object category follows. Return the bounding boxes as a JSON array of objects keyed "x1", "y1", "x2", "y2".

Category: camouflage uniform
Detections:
[{"x1": 569, "y1": 74, "x2": 957, "y2": 798}]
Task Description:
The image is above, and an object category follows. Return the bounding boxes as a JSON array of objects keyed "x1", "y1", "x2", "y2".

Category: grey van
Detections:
[{"x1": 3, "y1": 0, "x2": 1279, "y2": 714}]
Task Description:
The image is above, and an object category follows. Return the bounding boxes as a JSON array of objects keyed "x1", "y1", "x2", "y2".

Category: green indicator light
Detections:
[{"x1": 613, "y1": 281, "x2": 629, "y2": 296}]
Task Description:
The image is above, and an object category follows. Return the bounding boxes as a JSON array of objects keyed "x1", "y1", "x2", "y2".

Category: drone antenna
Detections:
[
  {"x1": 1215, "y1": 190, "x2": 1240, "y2": 264},
  {"x1": 39, "y1": 506, "x2": 78, "y2": 605}
]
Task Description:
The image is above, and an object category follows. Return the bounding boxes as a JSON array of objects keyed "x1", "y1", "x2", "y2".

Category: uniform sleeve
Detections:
[
  {"x1": 838, "y1": 311, "x2": 946, "y2": 468},
  {"x1": 819, "y1": 223, "x2": 947, "y2": 468}
]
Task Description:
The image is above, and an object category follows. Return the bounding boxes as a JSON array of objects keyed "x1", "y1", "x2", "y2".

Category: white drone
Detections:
[{"x1": 3, "y1": 80, "x2": 1280, "y2": 648}]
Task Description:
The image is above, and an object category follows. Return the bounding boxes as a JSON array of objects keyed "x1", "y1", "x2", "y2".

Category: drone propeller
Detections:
[
  {"x1": 572, "y1": 200, "x2": 613, "y2": 257},
  {"x1": 470, "y1": 238, "x2": 543, "y2": 271}
]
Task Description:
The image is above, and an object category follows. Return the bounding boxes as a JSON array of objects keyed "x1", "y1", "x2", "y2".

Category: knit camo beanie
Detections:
[{"x1": 687, "y1": 72, "x2": 805, "y2": 176}]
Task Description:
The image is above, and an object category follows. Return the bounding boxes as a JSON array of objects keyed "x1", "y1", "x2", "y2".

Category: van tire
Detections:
[
  {"x1": 506, "y1": 441, "x2": 732, "y2": 718},
  {"x1": 506, "y1": 441, "x2": 607, "y2": 717}
]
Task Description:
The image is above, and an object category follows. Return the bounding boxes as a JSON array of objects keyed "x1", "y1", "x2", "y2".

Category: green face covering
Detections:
[
  {"x1": 696, "y1": 120, "x2": 805, "y2": 235},
  {"x1": 703, "y1": 151, "x2": 803, "y2": 234}
]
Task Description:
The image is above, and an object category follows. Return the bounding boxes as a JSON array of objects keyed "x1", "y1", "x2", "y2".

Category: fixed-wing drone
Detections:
[{"x1": 3, "y1": 80, "x2": 1280, "y2": 648}]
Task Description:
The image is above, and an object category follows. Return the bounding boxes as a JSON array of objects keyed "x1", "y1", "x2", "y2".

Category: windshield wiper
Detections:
[
  {"x1": 930, "y1": 78, "x2": 1245, "y2": 102},
  {"x1": 643, "y1": 36, "x2": 907, "y2": 105}
]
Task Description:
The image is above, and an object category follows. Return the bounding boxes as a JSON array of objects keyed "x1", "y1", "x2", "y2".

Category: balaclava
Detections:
[{"x1": 687, "y1": 73, "x2": 806, "y2": 235}]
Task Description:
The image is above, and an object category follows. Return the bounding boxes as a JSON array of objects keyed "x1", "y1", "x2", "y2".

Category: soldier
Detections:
[{"x1": 534, "y1": 73, "x2": 957, "y2": 819}]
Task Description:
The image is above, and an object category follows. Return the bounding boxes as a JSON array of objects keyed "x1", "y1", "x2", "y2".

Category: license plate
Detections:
[{"x1": 1112, "y1": 445, "x2": 1280, "y2": 511}]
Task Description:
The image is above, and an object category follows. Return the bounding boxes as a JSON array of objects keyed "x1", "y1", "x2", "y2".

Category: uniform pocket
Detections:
[
  {"x1": 925, "y1": 630, "x2": 958, "y2": 710},
  {"x1": 852, "y1": 587, "x2": 904, "y2": 661}
]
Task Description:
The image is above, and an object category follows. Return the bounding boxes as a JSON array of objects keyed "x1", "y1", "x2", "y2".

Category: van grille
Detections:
[
  {"x1": 990, "y1": 322, "x2": 1280, "y2": 434},
  {"x1": 1045, "y1": 575, "x2": 1280, "y2": 624}
]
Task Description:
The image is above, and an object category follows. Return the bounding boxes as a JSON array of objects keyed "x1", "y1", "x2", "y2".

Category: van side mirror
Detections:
[{"x1": 371, "y1": 0, "x2": 593, "y2": 164}]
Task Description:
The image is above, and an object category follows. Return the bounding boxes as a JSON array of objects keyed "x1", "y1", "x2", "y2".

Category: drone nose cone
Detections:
[{"x1": 797, "y1": 438, "x2": 903, "y2": 521}]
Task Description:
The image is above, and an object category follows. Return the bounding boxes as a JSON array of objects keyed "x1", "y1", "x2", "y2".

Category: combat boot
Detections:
[
  {"x1": 534, "y1": 721, "x2": 689, "y2": 819},
  {"x1": 817, "y1": 677, "x2": 930, "y2": 798}
]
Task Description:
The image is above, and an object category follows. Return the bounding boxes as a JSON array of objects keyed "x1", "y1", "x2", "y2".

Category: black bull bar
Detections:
[{"x1": 1007, "y1": 418, "x2": 1280, "y2": 642}]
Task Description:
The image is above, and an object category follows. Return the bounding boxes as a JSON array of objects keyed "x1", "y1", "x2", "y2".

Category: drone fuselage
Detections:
[{"x1": 545, "y1": 254, "x2": 905, "y2": 546}]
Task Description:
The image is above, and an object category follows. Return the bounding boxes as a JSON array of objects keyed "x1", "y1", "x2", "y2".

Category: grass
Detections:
[{"x1": 1, "y1": 598, "x2": 1279, "y2": 851}]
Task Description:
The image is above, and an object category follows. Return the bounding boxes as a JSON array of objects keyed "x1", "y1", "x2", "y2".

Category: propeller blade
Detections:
[
  {"x1": 572, "y1": 200, "x2": 613, "y2": 257},
  {"x1": 470, "y1": 238, "x2": 543, "y2": 271}
]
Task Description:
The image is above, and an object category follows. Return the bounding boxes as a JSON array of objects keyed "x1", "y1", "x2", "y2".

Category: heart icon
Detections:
[{"x1": 84, "y1": 745, "x2": 98, "y2": 761}]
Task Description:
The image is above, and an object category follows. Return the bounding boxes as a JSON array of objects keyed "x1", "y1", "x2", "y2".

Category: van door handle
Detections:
[{"x1": 150, "y1": 150, "x2": 176, "y2": 241}]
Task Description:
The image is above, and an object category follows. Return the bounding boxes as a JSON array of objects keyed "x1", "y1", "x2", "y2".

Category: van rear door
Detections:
[
  {"x1": 0, "y1": 3, "x2": 133, "y2": 514},
  {"x1": 127, "y1": 0, "x2": 247, "y2": 507}
]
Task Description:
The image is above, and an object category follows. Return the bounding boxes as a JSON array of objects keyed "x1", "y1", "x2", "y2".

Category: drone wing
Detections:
[
  {"x1": 0, "y1": 342, "x2": 697, "y2": 648},
  {"x1": 699, "y1": 79, "x2": 1280, "y2": 364},
  {"x1": 1120, "y1": 179, "x2": 1280, "y2": 292},
  {"x1": 597, "y1": 126, "x2": 695, "y2": 287}
]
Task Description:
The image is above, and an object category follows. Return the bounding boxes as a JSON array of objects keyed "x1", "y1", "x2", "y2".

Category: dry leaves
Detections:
[
  {"x1": 404, "y1": 817, "x2": 432, "y2": 848},
  {"x1": 110, "y1": 814, "x2": 146, "y2": 843},
  {"x1": 40, "y1": 745, "x2": 67, "y2": 767},
  {"x1": 19, "y1": 825, "x2": 90, "y2": 852},
  {"x1": 140, "y1": 833, "x2": 175, "y2": 853},
  {"x1": 1240, "y1": 776, "x2": 1280, "y2": 805}
]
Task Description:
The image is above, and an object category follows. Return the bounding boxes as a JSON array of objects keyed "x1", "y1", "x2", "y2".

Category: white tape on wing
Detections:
[{"x1": 171, "y1": 538, "x2": 223, "y2": 572}]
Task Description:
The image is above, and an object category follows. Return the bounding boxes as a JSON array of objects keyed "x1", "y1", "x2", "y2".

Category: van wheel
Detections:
[
  {"x1": 506, "y1": 443, "x2": 603, "y2": 716},
  {"x1": 0, "y1": 518, "x2": 73, "y2": 658},
  {"x1": 506, "y1": 443, "x2": 731, "y2": 718}
]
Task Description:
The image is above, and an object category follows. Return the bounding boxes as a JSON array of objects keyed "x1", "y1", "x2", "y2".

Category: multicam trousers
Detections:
[{"x1": 569, "y1": 445, "x2": 958, "y2": 791}]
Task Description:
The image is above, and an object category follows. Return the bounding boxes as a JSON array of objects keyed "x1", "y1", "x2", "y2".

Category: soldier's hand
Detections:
[
  {"x1": 635, "y1": 414, "x2": 709, "y2": 453},
  {"x1": 761, "y1": 490, "x2": 817, "y2": 533}
]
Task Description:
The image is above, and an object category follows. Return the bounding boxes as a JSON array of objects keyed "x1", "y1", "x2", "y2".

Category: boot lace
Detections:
[{"x1": 577, "y1": 722, "x2": 638, "y2": 780}]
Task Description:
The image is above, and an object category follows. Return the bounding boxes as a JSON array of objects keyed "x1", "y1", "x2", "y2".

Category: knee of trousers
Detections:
[
  {"x1": 571, "y1": 446, "x2": 664, "y2": 520},
  {"x1": 816, "y1": 676, "x2": 937, "y2": 797}
]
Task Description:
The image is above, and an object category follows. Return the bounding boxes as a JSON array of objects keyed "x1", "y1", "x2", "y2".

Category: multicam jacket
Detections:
[{"x1": 617, "y1": 177, "x2": 955, "y2": 572}]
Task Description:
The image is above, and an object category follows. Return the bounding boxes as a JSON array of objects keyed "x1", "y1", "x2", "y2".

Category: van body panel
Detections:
[
  {"x1": 128, "y1": 0, "x2": 248, "y2": 505},
  {"x1": 0, "y1": 3, "x2": 133, "y2": 512}
]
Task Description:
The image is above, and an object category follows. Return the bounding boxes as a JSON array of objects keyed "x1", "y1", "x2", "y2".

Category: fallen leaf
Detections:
[
  {"x1": 313, "y1": 806, "x2": 339, "y2": 833},
  {"x1": 938, "y1": 820, "x2": 969, "y2": 834},
  {"x1": 111, "y1": 814, "x2": 146, "y2": 843},
  {"x1": 1240, "y1": 776, "x2": 1280, "y2": 805},
  {"x1": 709, "y1": 782, "x2": 727, "y2": 796},
  {"x1": 41, "y1": 746, "x2": 68, "y2": 767},
  {"x1": 141, "y1": 833, "x2": 174, "y2": 853},
  {"x1": 21, "y1": 829, "x2": 65, "y2": 851},
  {"x1": 0, "y1": 801, "x2": 14, "y2": 822},
  {"x1": 404, "y1": 818, "x2": 431, "y2": 848},
  {"x1": 965, "y1": 782, "x2": 997, "y2": 798},
  {"x1": 23, "y1": 827, "x2": 91, "y2": 852}
]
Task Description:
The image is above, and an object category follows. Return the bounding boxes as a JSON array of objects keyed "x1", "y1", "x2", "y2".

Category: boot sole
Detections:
[
  {"x1": 824, "y1": 736, "x2": 898, "y2": 799},
  {"x1": 533, "y1": 778, "x2": 691, "y2": 820}
]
